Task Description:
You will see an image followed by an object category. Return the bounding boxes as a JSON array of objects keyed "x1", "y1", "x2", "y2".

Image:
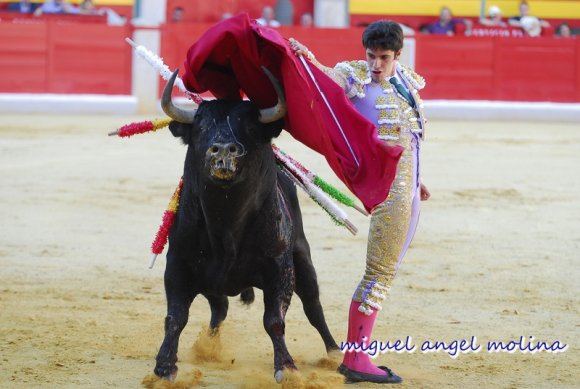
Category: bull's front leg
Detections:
[
  {"x1": 262, "y1": 256, "x2": 297, "y2": 383},
  {"x1": 154, "y1": 255, "x2": 196, "y2": 380}
]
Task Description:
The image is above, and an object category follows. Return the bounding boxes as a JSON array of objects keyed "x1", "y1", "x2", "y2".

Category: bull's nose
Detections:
[{"x1": 208, "y1": 142, "x2": 241, "y2": 156}]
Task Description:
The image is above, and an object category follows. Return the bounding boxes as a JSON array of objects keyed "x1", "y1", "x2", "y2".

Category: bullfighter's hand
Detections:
[
  {"x1": 420, "y1": 182, "x2": 431, "y2": 201},
  {"x1": 289, "y1": 38, "x2": 312, "y2": 60}
]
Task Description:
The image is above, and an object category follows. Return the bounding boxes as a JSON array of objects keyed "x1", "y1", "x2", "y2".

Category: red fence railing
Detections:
[
  {"x1": 0, "y1": 19, "x2": 132, "y2": 94},
  {"x1": 0, "y1": 20, "x2": 578, "y2": 103},
  {"x1": 415, "y1": 34, "x2": 580, "y2": 102}
]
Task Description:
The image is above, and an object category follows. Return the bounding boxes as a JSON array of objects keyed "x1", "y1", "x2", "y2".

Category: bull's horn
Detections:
[
  {"x1": 161, "y1": 69, "x2": 196, "y2": 124},
  {"x1": 258, "y1": 66, "x2": 287, "y2": 123}
]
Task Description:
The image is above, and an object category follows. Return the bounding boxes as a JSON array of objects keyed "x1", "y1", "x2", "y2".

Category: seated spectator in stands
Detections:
[
  {"x1": 423, "y1": 6, "x2": 472, "y2": 35},
  {"x1": 274, "y1": 0, "x2": 293, "y2": 25},
  {"x1": 555, "y1": 22, "x2": 573, "y2": 38},
  {"x1": 519, "y1": 16, "x2": 542, "y2": 37},
  {"x1": 33, "y1": 0, "x2": 74, "y2": 15},
  {"x1": 59, "y1": 0, "x2": 125, "y2": 24},
  {"x1": 479, "y1": 5, "x2": 508, "y2": 27},
  {"x1": 508, "y1": 1, "x2": 550, "y2": 30},
  {"x1": 83, "y1": 0, "x2": 102, "y2": 15},
  {"x1": 75, "y1": 0, "x2": 104, "y2": 15},
  {"x1": 300, "y1": 12, "x2": 313, "y2": 27},
  {"x1": 7, "y1": 0, "x2": 39, "y2": 13},
  {"x1": 418, "y1": 24, "x2": 431, "y2": 34},
  {"x1": 170, "y1": 6, "x2": 184, "y2": 22},
  {"x1": 256, "y1": 6, "x2": 281, "y2": 28}
]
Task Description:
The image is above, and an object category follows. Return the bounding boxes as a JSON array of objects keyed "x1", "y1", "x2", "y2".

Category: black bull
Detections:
[{"x1": 153, "y1": 70, "x2": 339, "y2": 382}]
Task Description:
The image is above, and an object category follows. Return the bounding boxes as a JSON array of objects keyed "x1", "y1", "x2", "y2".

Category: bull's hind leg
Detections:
[
  {"x1": 263, "y1": 257, "x2": 297, "y2": 382},
  {"x1": 154, "y1": 256, "x2": 196, "y2": 380},
  {"x1": 205, "y1": 294, "x2": 229, "y2": 334},
  {"x1": 293, "y1": 239, "x2": 339, "y2": 352}
]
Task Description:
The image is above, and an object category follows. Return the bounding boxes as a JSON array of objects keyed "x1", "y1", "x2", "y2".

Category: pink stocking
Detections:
[{"x1": 342, "y1": 300, "x2": 387, "y2": 376}]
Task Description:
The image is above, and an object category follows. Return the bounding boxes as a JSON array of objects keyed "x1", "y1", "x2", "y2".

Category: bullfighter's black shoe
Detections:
[{"x1": 338, "y1": 363, "x2": 403, "y2": 384}]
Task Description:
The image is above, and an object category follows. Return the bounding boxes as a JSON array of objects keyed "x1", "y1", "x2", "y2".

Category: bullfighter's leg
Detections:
[
  {"x1": 263, "y1": 256, "x2": 297, "y2": 382},
  {"x1": 293, "y1": 239, "x2": 339, "y2": 352},
  {"x1": 154, "y1": 255, "x2": 196, "y2": 380},
  {"x1": 339, "y1": 137, "x2": 419, "y2": 383},
  {"x1": 205, "y1": 294, "x2": 229, "y2": 334}
]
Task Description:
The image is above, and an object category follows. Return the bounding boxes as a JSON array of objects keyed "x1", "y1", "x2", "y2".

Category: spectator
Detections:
[
  {"x1": 7, "y1": 0, "x2": 39, "y2": 13},
  {"x1": 299, "y1": 12, "x2": 313, "y2": 27},
  {"x1": 256, "y1": 6, "x2": 281, "y2": 28},
  {"x1": 170, "y1": 6, "x2": 184, "y2": 23},
  {"x1": 274, "y1": 0, "x2": 293, "y2": 25},
  {"x1": 423, "y1": 6, "x2": 472, "y2": 35},
  {"x1": 555, "y1": 22, "x2": 573, "y2": 38},
  {"x1": 519, "y1": 16, "x2": 542, "y2": 37},
  {"x1": 73, "y1": 0, "x2": 126, "y2": 25},
  {"x1": 76, "y1": 0, "x2": 104, "y2": 16},
  {"x1": 479, "y1": 5, "x2": 508, "y2": 27},
  {"x1": 33, "y1": 0, "x2": 74, "y2": 15},
  {"x1": 508, "y1": 1, "x2": 550, "y2": 29},
  {"x1": 418, "y1": 23, "x2": 431, "y2": 34}
]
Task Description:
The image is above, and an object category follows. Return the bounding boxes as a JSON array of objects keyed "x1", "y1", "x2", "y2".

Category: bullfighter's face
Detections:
[{"x1": 366, "y1": 47, "x2": 400, "y2": 83}]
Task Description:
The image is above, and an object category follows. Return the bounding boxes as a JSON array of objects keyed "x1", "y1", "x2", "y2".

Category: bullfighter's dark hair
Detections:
[{"x1": 362, "y1": 20, "x2": 404, "y2": 52}]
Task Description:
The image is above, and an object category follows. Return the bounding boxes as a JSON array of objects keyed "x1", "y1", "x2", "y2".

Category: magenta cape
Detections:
[{"x1": 182, "y1": 14, "x2": 403, "y2": 212}]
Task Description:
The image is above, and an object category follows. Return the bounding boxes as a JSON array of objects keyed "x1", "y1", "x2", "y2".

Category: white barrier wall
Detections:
[
  {"x1": 130, "y1": 0, "x2": 166, "y2": 114},
  {"x1": 314, "y1": 0, "x2": 348, "y2": 27}
]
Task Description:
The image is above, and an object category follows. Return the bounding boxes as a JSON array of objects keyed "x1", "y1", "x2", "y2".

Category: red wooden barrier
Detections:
[
  {"x1": 495, "y1": 37, "x2": 576, "y2": 101},
  {"x1": 161, "y1": 24, "x2": 580, "y2": 103},
  {"x1": 0, "y1": 20, "x2": 578, "y2": 103},
  {"x1": 0, "y1": 19, "x2": 132, "y2": 94},
  {"x1": 415, "y1": 35, "x2": 496, "y2": 100},
  {"x1": 48, "y1": 22, "x2": 131, "y2": 93},
  {"x1": 0, "y1": 12, "x2": 107, "y2": 23},
  {"x1": 0, "y1": 22, "x2": 49, "y2": 92},
  {"x1": 577, "y1": 39, "x2": 580, "y2": 101},
  {"x1": 415, "y1": 35, "x2": 579, "y2": 102},
  {"x1": 276, "y1": 26, "x2": 365, "y2": 65}
]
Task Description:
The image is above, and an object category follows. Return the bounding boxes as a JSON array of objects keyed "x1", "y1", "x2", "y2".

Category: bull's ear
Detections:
[
  {"x1": 258, "y1": 118, "x2": 285, "y2": 142},
  {"x1": 168, "y1": 121, "x2": 194, "y2": 144}
]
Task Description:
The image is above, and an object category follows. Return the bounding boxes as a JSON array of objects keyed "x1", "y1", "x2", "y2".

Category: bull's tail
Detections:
[{"x1": 240, "y1": 288, "x2": 255, "y2": 305}]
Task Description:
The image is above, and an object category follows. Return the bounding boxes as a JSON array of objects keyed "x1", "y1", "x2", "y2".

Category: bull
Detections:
[{"x1": 153, "y1": 70, "x2": 339, "y2": 382}]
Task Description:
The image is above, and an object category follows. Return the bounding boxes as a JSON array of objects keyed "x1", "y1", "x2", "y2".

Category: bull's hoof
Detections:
[
  {"x1": 154, "y1": 365, "x2": 177, "y2": 382},
  {"x1": 327, "y1": 343, "x2": 341, "y2": 352},
  {"x1": 274, "y1": 363, "x2": 298, "y2": 383},
  {"x1": 274, "y1": 369, "x2": 284, "y2": 383},
  {"x1": 327, "y1": 348, "x2": 343, "y2": 358}
]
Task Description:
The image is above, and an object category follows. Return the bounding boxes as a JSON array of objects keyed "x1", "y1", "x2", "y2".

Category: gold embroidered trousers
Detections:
[{"x1": 353, "y1": 132, "x2": 421, "y2": 315}]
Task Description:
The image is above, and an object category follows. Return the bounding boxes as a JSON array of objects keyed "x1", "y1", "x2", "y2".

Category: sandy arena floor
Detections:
[{"x1": 0, "y1": 113, "x2": 578, "y2": 388}]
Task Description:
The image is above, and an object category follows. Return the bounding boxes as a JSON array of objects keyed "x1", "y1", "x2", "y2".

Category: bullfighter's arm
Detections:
[{"x1": 288, "y1": 38, "x2": 350, "y2": 92}]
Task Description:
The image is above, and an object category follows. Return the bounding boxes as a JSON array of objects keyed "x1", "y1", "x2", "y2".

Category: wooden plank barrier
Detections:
[
  {"x1": 0, "y1": 19, "x2": 132, "y2": 94},
  {"x1": 0, "y1": 20, "x2": 578, "y2": 103},
  {"x1": 415, "y1": 34, "x2": 579, "y2": 102}
]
